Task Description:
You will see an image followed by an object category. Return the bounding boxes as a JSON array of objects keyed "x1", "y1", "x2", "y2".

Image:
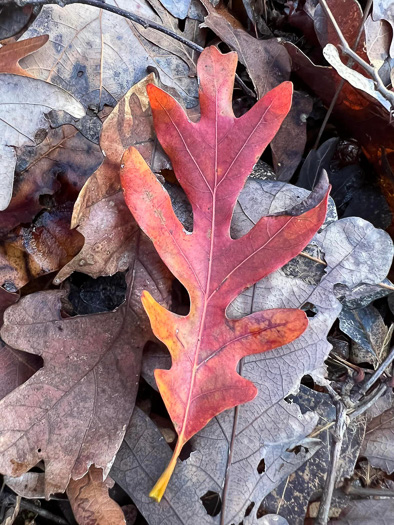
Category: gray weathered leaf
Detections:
[
  {"x1": 114, "y1": 178, "x2": 392, "y2": 525},
  {"x1": 372, "y1": 0, "x2": 394, "y2": 57},
  {"x1": 361, "y1": 404, "x2": 394, "y2": 474},
  {"x1": 333, "y1": 499, "x2": 394, "y2": 524},
  {"x1": 365, "y1": 15, "x2": 391, "y2": 69},
  {"x1": 157, "y1": 0, "x2": 191, "y2": 19},
  {"x1": 339, "y1": 305, "x2": 387, "y2": 355},
  {"x1": 20, "y1": 0, "x2": 199, "y2": 109},
  {"x1": 0, "y1": 74, "x2": 84, "y2": 211}
]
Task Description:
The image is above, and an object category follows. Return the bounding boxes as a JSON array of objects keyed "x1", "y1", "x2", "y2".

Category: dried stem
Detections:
[
  {"x1": 313, "y1": 0, "x2": 373, "y2": 148},
  {"x1": 316, "y1": 397, "x2": 347, "y2": 525},
  {"x1": 352, "y1": 345, "x2": 394, "y2": 402},
  {"x1": 318, "y1": 0, "x2": 394, "y2": 109}
]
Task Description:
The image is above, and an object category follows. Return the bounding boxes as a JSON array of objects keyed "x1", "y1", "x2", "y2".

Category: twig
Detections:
[
  {"x1": 1, "y1": 493, "x2": 69, "y2": 525},
  {"x1": 318, "y1": 0, "x2": 394, "y2": 110},
  {"x1": 0, "y1": 0, "x2": 256, "y2": 98},
  {"x1": 313, "y1": 0, "x2": 373, "y2": 148},
  {"x1": 352, "y1": 345, "x2": 394, "y2": 402},
  {"x1": 316, "y1": 397, "x2": 347, "y2": 525},
  {"x1": 343, "y1": 485, "x2": 394, "y2": 497},
  {"x1": 349, "y1": 383, "x2": 387, "y2": 420}
]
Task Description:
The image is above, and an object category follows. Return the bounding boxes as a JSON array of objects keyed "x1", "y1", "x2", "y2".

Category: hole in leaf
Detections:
[
  {"x1": 284, "y1": 396, "x2": 293, "y2": 404},
  {"x1": 287, "y1": 444, "x2": 309, "y2": 455},
  {"x1": 177, "y1": 18, "x2": 186, "y2": 31},
  {"x1": 37, "y1": 448, "x2": 41, "y2": 453},
  {"x1": 257, "y1": 458, "x2": 265, "y2": 474},
  {"x1": 244, "y1": 502, "x2": 255, "y2": 517},
  {"x1": 179, "y1": 440, "x2": 193, "y2": 461},
  {"x1": 305, "y1": 309, "x2": 317, "y2": 318},
  {"x1": 200, "y1": 491, "x2": 222, "y2": 517}
]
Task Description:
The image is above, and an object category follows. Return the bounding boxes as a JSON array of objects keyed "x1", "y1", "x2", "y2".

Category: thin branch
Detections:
[
  {"x1": 313, "y1": 0, "x2": 373, "y2": 149},
  {"x1": 318, "y1": 0, "x2": 394, "y2": 109},
  {"x1": 316, "y1": 397, "x2": 347, "y2": 525},
  {"x1": 0, "y1": 0, "x2": 256, "y2": 98},
  {"x1": 352, "y1": 345, "x2": 394, "y2": 402}
]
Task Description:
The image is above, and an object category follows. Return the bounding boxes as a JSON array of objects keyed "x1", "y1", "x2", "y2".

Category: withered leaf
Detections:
[
  {"x1": 0, "y1": 228, "x2": 171, "y2": 497},
  {"x1": 0, "y1": 205, "x2": 84, "y2": 291},
  {"x1": 0, "y1": 288, "x2": 40, "y2": 401},
  {"x1": 67, "y1": 466, "x2": 126, "y2": 525},
  {"x1": 55, "y1": 74, "x2": 170, "y2": 284},
  {"x1": 200, "y1": 1, "x2": 310, "y2": 181},
  {"x1": 372, "y1": 0, "x2": 394, "y2": 57},
  {"x1": 0, "y1": 5, "x2": 34, "y2": 40},
  {"x1": 200, "y1": 0, "x2": 290, "y2": 98},
  {"x1": 20, "y1": 0, "x2": 199, "y2": 109}
]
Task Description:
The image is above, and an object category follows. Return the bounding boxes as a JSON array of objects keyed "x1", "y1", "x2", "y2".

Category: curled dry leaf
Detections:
[
  {"x1": 119, "y1": 177, "x2": 392, "y2": 524},
  {"x1": 0, "y1": 205, "x2": 84, "y2": 291},
  {"x1": 55, "y1": 73, "x2": 170, "y2": 284},
  {"x1": 0, "y1": 74, "x2": 85, "y2": 211},
  {"x1": 0, "y1": 124, "x2": 103, "y2": 237},
  {"x1": 121, "y1": 46, "x2": 330, "y2": 501},
  {"x1": 67, "y1": 466, "x2": 126, "y2": 525},
  {"x1": 20, "y1": 0, "x2": 200, "y2": 109},
  {"x1": 0, "y1": 229, "x2": 172, "y2": 497}
]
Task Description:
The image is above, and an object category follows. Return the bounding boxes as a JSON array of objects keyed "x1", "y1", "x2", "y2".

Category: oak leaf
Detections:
[
  {"x1": 113, "y1": 178, "x2": 392, "y2": 524},
  {"x1": 120, "y1": 46, "x2": 330, "y2": 500},
  {"x1": 0, "y1": 229, "x2": 171, "y2": 497}
]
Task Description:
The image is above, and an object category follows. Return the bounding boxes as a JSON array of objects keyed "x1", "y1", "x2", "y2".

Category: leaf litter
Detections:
[{"x1": 0, "y1": 0, "x2": 394, "y2": 523}]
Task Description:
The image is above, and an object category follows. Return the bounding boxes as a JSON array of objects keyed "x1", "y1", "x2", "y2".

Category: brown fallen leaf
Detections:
[
  {"x1": 0, "y1": 228, "x2": 171, "y2": 497},
  {"x1": 0, "y1": 204, "x2": 84, "y2": 291},
  {"x1": 55, "y1": 74, "x2": 170, "y2": 284},
  {"x1": 0, "y1": 288, "x2": 40, "y2": 401},
  {"x1": 67, "y1": 466, "x2": 126, "y2": 525},
  {"x1": 0, "y1": 35, "x2": 48, "y2": 76}
]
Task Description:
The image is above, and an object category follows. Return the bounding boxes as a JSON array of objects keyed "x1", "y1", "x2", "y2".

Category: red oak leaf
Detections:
[{"x1": 120, "y1": 46, "x2": 330, "y2": 501}]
